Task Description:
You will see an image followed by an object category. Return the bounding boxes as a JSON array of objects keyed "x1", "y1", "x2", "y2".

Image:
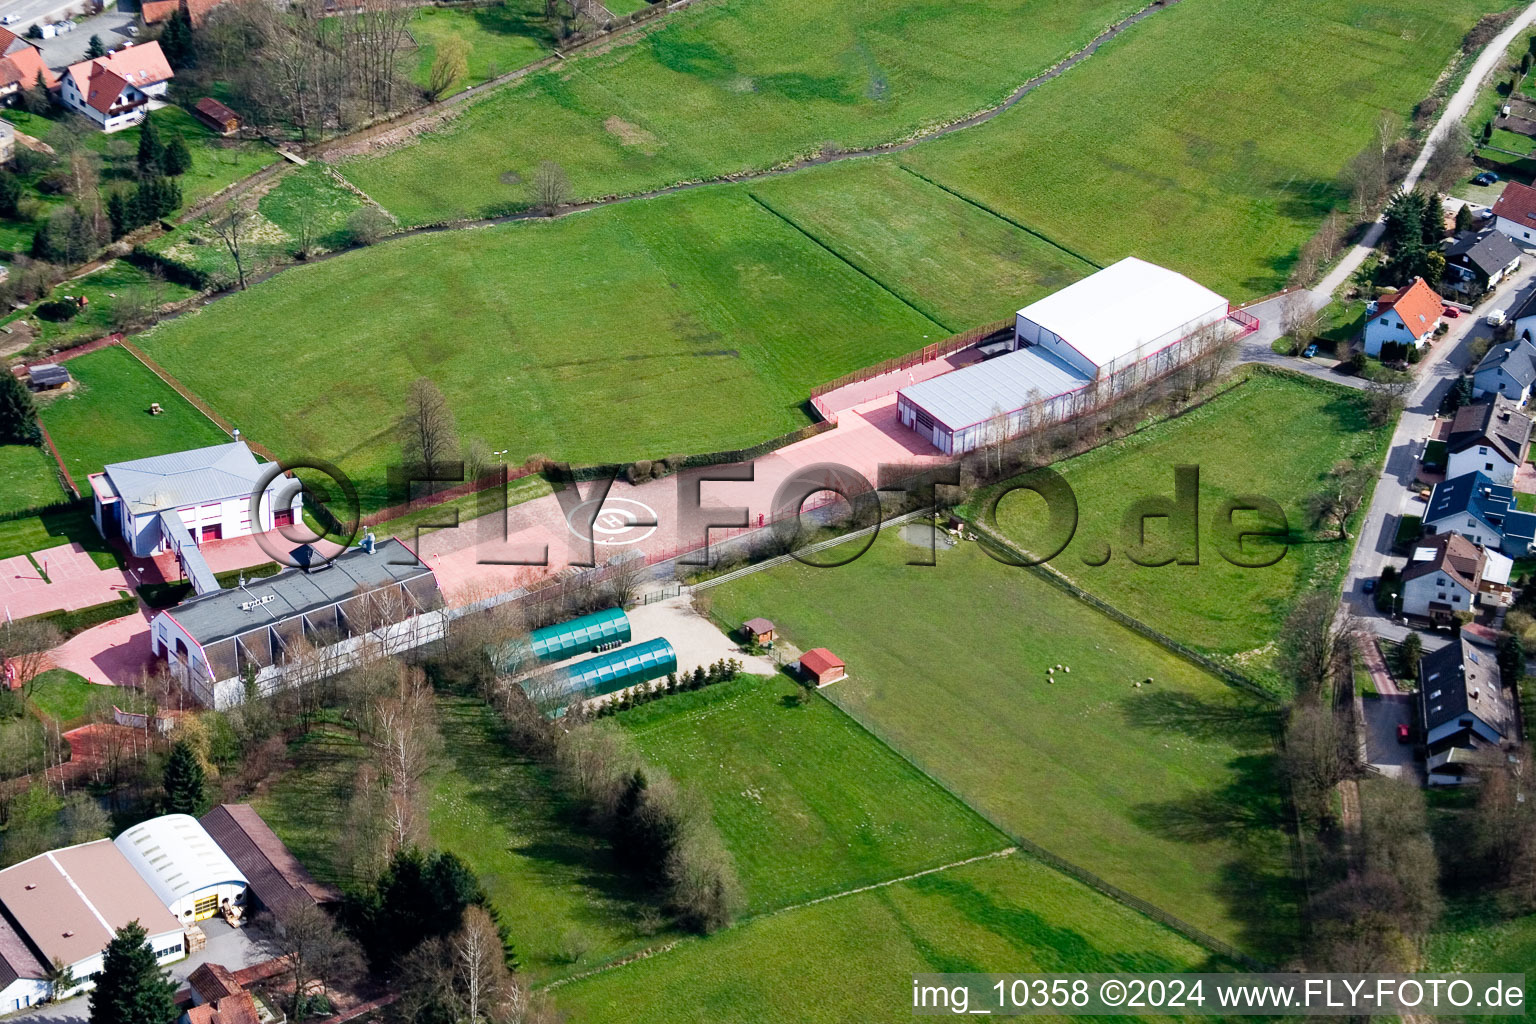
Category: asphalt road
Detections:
[{"x1": 33, "y1": 7, "x2": 138, "y2": 68}]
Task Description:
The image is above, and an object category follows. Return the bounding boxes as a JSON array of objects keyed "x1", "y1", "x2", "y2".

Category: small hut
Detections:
[{"x1": 741, "y1": 617, "x2": 775, "y2": 645}]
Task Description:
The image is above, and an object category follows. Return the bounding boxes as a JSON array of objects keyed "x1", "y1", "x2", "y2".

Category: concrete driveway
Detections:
[
  {"x1": 1362, "y1": 693, "x2": 1420, "y2": 781},
  {"x1": 34, "y1": 8, "x2": 139, "y2": 70},
  {"x1": 625, "y1": 595, "x2": 776, "y2": 678}
]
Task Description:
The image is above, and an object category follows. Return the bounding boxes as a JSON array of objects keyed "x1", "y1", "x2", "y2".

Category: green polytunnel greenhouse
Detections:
[
  {"x1": 494, "y1": 607, "x2": 631, "y2": 673},
  {"x1": 531, "y1": 637, "x2": 678, "y2": 713}
]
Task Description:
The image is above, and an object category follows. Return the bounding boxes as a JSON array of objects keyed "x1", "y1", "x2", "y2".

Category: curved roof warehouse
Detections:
[{"x1": 114, "y1": 814, "x2": 250, "y2": 921}]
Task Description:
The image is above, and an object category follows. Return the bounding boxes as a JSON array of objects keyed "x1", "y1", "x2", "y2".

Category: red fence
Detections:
[
  {"x1": 807, "y1": 318, "x2": 1013, "y2": 399},
  {"x1": 1228, "y1": 308, "x2": 1261, "y2": 334}
]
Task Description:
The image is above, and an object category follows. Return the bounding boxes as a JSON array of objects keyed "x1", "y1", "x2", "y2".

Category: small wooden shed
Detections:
[
  {"x1": 741, "y1": 617, "x2": 775, "y2": 644},
  {"x1": 798, "y1": 647, "x2": 846, "y2": 687},
  {"x1": 194, "y1": 97, "x2": 241, "y2": 136}
]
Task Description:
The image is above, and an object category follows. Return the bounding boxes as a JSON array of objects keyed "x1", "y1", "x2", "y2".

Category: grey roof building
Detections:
[
  {"x1": 97, "y1": 442, "x2": 268, "y2": 517},
  {"x1": 1444, "y1": 229, "x2": 1522, "y2": 289},
  {"x1": 1447, "y1": 395, "x2": 1533, "y2": 466},
  {"x1": 1472, "y1": 336, "x2": 1536, "y2": 401},
  {"x1": 1418, "y1": 634, "x2": 1517, "y2": 785}
]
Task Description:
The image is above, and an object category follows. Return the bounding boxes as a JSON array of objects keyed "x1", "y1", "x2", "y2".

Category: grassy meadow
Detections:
[
  {"x1": 614, "y1": 673, "x2": 1008, "y2": 911},
  {"x1": 704, "y1": 534, "x2": 1299, "y2": 958},
  {"x1": 407, "y1": 2, "x2": 553, "y2": 96},
  {"x1": 340, "y1": 0, "x2": 1146, "y2": 224},
  {"x1": 980, "y1": 372, "x2": 1391, "y2": 685},
  {"x1": 0, "y1": 259, "x2": 198, "y2": 351},
  {"x1": 37, "y1": 345, "x2": 229, "y2": 481},
  {"x1": 0, "y1": 443, "x2": 66, "y2": 516},
  {"x1": 138, "y1": 187, "x2": 941, "y2": 510},
  {"x1": 554, "y1": 852, "x2": 1227, "y2": 1023}
]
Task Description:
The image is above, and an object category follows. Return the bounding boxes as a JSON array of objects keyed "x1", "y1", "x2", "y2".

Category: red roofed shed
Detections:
[{"x1": 798, "y1": 648, "x2": 845, "y2": 687}]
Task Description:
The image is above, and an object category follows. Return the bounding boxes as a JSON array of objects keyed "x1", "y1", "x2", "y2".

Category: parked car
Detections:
[
  {"x1": 1442, "y1": 305, "x2": 1461, "y2": 318},
  {"x1": 0, "y1": 14, "x2": 17, "y2": 24},
  {"x1": 1363, "y1": 579, "x2": 1377, "y2": 594},
  {"x1": 1302, "y1": 343, "x2": 1318, "y2": 358},
  {"x1": 1474, "y1": 171, "x2": 1500, "y2": 186},
  {"x1": 1397, "y1": 723, "x2": 1411, "y2": 744},
  {"x1": 1488, "y1": 308, "x2": 1508, "y2": 327}
]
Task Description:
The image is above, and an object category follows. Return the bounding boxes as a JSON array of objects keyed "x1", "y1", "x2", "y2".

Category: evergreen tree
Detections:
[
  {"x1": 88, "y1": 921, "x2": 177, "y2": 1024},
  {"x1": 159, "y1": 11, "x2": 194, "y2": 68},
  {"x1": 136, "y1": 116, "x2": 163, "y2": 176},
  {"x1": 1454, "y1": 202, "x2": 1475, "y2": 235},
  {"x1": 29, "y1": 226, "x2": 47, "y2": 260},
  {"x1": 1421, "y1": 193, "x2": 1446, "y2": 245},
  {"x1": 0, "y1": 170, "x2": 21, "y2": 218},
  {"x1": 161, "y1": 740, "x2": 206, "y2": 815},
  {"x1": 85, "y1": 34, "x2": 105, "y2": 59},
  {"x1": 107, "y1": 191, "x2": 129, "y2": 238},
  {"x1": 1497, "y1": 631, "x2": 1525, "y2": 682},
  {"x1": 1483, "y1": 120, "x2": 1494, "y2": 143},
  {"x1": 162, "y1": 136, "x2": 191, "y2": 177},
  {"x1": 0, "y1": 372, "x2": 41, "y2": 446},
  {"x1": 21, "y1": 70, "x2": 50, "y2": 115}
]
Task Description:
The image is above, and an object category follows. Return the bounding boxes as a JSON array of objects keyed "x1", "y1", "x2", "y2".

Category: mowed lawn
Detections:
[
  {"x1": 555, "y1": 853, "x2": 1225, "y2": 1024},
  {"x1": 139, "y1": 188, "x2": 939, "y2": 510},
  {"x1": 614, "y1": 673, "x2": 1008, "y2": 911},
  {"x1": 0, "y1": 444, "x2": 66, "y2": 516},
  {"x1": 341, "y1": 0, "x2": 1145, "y2": 224},
  {"x1": 902, "y1": 0, "x2": 1508, "y2": 298},
  {"x1": 986, "y1": 372, "x2": 1390, "y2": 685},
  {"x1": 37, "y1": 346, "x2": 229, "y2": 481},
  {"x1": 748, "y1": 161, "x2": 1096, "y2": 331},
  {"x1": 407, "y1": 2, "x2": 552, "y2": 97},
  {"x1": 0, "y1": 503, "x2": 122, "y2": 569},
  {"x1": 707, "y1": 536, "x2": 1298, "y2": 958}
]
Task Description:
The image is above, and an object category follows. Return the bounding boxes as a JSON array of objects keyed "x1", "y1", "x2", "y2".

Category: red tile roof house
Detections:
[
  {"x1": 797, "y1": 648, "x2": 846, "y2": 687},
  {"x1": 1492, "y1": 179, "x2": 1536, "y2": 244},
  {"x1": 0, "y1": 28, "x2": 58, "y2": 102},
  {"x1": 59, "y1": 40, "x2": 174, "y2": 132},
  {"x1": 1363, "y1": 276, "x2": 1442, "y2": 358}
]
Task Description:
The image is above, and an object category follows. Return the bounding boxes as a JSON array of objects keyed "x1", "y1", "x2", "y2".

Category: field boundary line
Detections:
[
  {"x1": 744, "y1": 192, "x2": 952, "y2": 332},
  {"x1": 688, "y1": 509, "x2": 933, "y2": 591},
  {"x1": 895, "y1": 164, "x2": 1103, "y2": 271},
  {"x1": 35, "y1": 421, "x2": 79, "y2": 497}
]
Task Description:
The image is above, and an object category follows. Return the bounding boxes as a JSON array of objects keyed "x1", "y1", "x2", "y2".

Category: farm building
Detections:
[
  {"x1": 200, "y1": 804, "x2": 340, "y2": 918},
  {"x1": 113, "y1": 814, "x2": 249, "y2": 922},
  {"x1": 184, "y1": 962, "x2": 262, "y2": 1024},
  {"x1": 525, "y1": 637, "x2": 677, "y2": 712},
  {"x1": 897, "y1": 258, "x2": 1237, "y2": 454},
  {"x1": 193, "y1": 97, "x2": 240, "y2": 135},
  {"x1": 741, "y1": 617, "x2": 775, "y2": 644},
  {"x1": 798, "y1": 648, "x2": 846, "y2": 686},
  {"x1": 151, "y1": 538, "x2": 444, "y2": 709},
  {"x1": 0, "y1": 839, "x2": 185, "y2": 1010},
  {"x1": 91, "y1": 441, "x2": 301, "y2": 596},
  {"x1": 59, "y1": 42, "x2": 174, "y2": 132}
]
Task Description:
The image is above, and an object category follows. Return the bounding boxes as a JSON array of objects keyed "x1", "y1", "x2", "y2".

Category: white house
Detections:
[
  {"x1": 1362, "y1": 276, "x2": 1442, "y2": 357},
  {"x1": 1472, "y1": 335, "x2": 1536, "y2": 404},
  {"x1": 1400, "y1": 532, "x2": 1486, "y2": 622},
  {"x1": 1491, "y1": 179, "x2": 1536, "y2": 244},
  {"x1": 59, "y1": 41, "x2": 174, "y2": 132},
  {"x1": 91, "y1": 442, "x2": 299, "y2": 594},
  {"x1": 1445, "y1": 394, "x2": 1533, "y2": 481},
  {"x1": 114, "y1": 815, "x2": 249, "y2": 923},
  {"x1": 0, "y1": 840, "x2": 185, "y2": 1009}
]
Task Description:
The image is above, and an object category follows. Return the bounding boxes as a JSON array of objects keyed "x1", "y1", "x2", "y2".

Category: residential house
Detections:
[
  {"x1": 1418, "y1": 633, "x2": 1519, "y2": 785},
  {"x1": 60, "y1": 41, "x2": 174, "y2": 132},
  {"x1": 1492, "y1": 179, "x2": 1536, "y2": 243},
  {"x1": 1422, "y1": 471, "x2": 1536, "y2": 556},
  {"x1": 1400, "y1": 531, "x2": 1512, "y2": 621},
  {"x1": 0, "y1": 28, "x2": 57, "y2": 105},
  {"x1": 1443, "y1": 229, "x2": 1523, "y2": 295},
  {"x1": 193, "y1": 97, "x2": 239, "y2": 135},
  {"x1": 1445, "y1": 394, "x2": 1533, "y2": 480},
  {"x1": 1472, "y1": 334, "x2": 1536, "y2": 403},
  {"x1": 1362, "y1": 276, "x2": 1442, "y2": 357},
  {"x1": 182, "y1": 963, "x2": 263, "y2": 1024}
]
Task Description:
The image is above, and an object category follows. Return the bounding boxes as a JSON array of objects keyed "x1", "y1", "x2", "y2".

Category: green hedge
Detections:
[{"x1": 29, "y1": 591, "x2": 138, "y2": 638}]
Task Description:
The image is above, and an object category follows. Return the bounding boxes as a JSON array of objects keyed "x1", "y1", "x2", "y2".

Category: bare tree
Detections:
[
  {"x1": 1309, "y1": 458, "x2": 1373, "y2": 540},
  {"x1": 426, "y1": 34, "x2": 470, "y2": 101},
  {"x1": 1283, "y1": 700, "x2": 1350, "y2": 825},
  {"x1": 401, "y1": 377, "x2": 461, "y2": 495},
  {"x1": 604, "y1": 553, "x2": 647, "y2": 609},
  {"x1": 207, "y1": 198, "x2": 252, "y2": 290},
  {"x1": 259, "y1": 903, "x2": 363, "y2": 1021},
  {"x1": 1, "y1": 620, "x2": 62, "y2": 699},
  {"x1": 1278, "y1": 293, "x2": 1322, "y2": 355},
  {"x1": 369, "y1": 664, "x2": 439, "y2": 853},
  {"x1": 1277, "y1": 592, "x2": 1354, "y2": 701},
  {"x1": 531, "y1": 161, "x2": 570, "y2": 216}
]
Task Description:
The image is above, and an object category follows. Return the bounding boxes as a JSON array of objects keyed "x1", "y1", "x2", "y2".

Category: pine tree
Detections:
[
  {"x1": 160, "y1": 11, "x2": 194, "y2": 68},
  {"x1": 88, "y1": 921, "x2": 177, "y2": 1024},
  {"x1": 107, "y1": 191, "x2": 129, "y2": 238},
  {"x1": 136, "y1": 116, "x2": 163, "y2": 177},
  {"x1": 0, "y1": 372, "x2": 40, "y2": 446},
  {"x1": 1454, "y1": 203, "x2": 1475, "y2": 235},
  {"x1": 85, "y1": 34, "x2": 105, "y2": 59},
  {"x1": 0, "y1": 170, "x2": 21, "y2": 218},
  {"x1": 162, "y1": 137, "x2": 191, "y2": 177},
  {"x1": 161, "y1": 740, "x2": 206, "y2": 815}
]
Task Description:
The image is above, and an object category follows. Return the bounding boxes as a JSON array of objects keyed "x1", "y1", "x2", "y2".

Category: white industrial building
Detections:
[
  {"x1": 114, "y1": 815, "x2": 250, "y2": 923},
  {"x1": 897, "y1": 258, "x2": 1238, "y2": 454}
]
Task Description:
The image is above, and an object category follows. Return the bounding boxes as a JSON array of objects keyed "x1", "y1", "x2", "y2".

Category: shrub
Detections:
[
  {"x1": 346, "y1": 206, "x2": 393, "y2": 246},
  {"x1": 35, "y1": 299, "x2": 78, "y2": 322}
]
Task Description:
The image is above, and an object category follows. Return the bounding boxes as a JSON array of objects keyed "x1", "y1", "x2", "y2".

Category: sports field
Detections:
[
  {"x1": 900, "y1": 0, "x2": 1506, "y2": 297},
  {"x1": 0, "y1": 444, "x2": 65, "y2": 516},
  {"x1": 340, "y1": 0, "x2": 1145, "y2": 224},
  {"x1": 138, "y1": 187, "x2": 940, "y2": 510},
  {"x1": 616, "y1": 673, "x2": 1007, "y2": 911},
  {"x1": 554, "y1": 852, "x2": 1224, "y2": 1023},
  {"x1": 982, "y1": 371, "x2": 1391, "y2": 686},
  {"x1": 706, "y1": 535, "x2": 1299, "y2": 958},
  {"x1": 37, "y1": 346, "x2": 230, "y2": 481}
]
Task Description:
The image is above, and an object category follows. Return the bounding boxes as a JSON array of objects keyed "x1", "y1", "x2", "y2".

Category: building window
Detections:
[
  {"x1": 1438, "y1": 592, "x2": 1447, "y2": 600},
  {"x1": 1452, "y1": 595, "x2": 1461, "y2": 603},
  {"x1": 1487, "y1": 463, "x2": 1495, "y2": 471}
]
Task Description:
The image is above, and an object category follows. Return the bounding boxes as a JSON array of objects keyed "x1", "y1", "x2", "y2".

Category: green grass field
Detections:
[
  {"x1": 615, "y1": 673, "x2": 1008, "y2": 911},
  {"x1": 747, "y1": 161, "x2": 1096, "y2": 331},
  {"x1": 0, "y1": 260, "x2": 198, "y2": 350},
  {"x1": 0, "y1": 503, "x2": 122, "y2": 569},
  {"x1": 900, "y1": 0, "x2": 1507, "y2": 297},
  {"x1": 407, "y1": 2, "x2": 552, "y2": 97},
  {"x1": 139, "y1": 187, "x2": 940, "y2": 510},
  {"x1": 980, "y1": 372, "x2": 1391, "y2": 685},
  {"x1": 0, "y1": 444, "x2": 66, "y2": 516},
  {"x1": 38, "y1": 345, "x2": 229, "y2": 482},
  {"x1": 554, "y1": 852, "x2": 1226, "y2": 1023},
  {"x1": 340, "y1": 0, "x2": 1145, "y2": 224},
  {"x1": 25, "y1": 669, "x2": 98, "y2": 726},
  {"x1": 705, "y1": 535, "x2": 1298, "y2": 958}
]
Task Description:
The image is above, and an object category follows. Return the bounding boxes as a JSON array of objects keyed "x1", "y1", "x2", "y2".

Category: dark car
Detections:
[
  {"x1": 1474, "y1": 171, "x2": 1500, "y2": 186},
  {"x1": 1397, "y1": 723, "x2": 1411, "y2": 744},
  {"x1": 1442, "y1": 305, "x2": 1461, "y2": 319},
  {"x1": 1363, "y1": 579, "x2": 1377, "y2": 594}
]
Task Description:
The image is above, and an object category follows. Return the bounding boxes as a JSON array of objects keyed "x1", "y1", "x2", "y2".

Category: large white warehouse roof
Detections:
[
  {"x1": 1017, "y1": 257, "x2": 1228, "y2": 370},
  {"x1": 113, "y1": 814, "x2": 248, "y2": 910},
  {"x1": 899, "y1": 346, "x2": 1089, "y2": 431}
]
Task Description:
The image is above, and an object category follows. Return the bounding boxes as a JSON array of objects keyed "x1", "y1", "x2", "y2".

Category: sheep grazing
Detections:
[{"x1": 1063, "y1": 666, "x2": 1071, "y2": 673}]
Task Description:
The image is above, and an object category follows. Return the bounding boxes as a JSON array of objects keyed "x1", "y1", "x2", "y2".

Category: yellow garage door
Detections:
[{"x1": 193, "y1": 894, "x2": 219, "y2": 921}]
